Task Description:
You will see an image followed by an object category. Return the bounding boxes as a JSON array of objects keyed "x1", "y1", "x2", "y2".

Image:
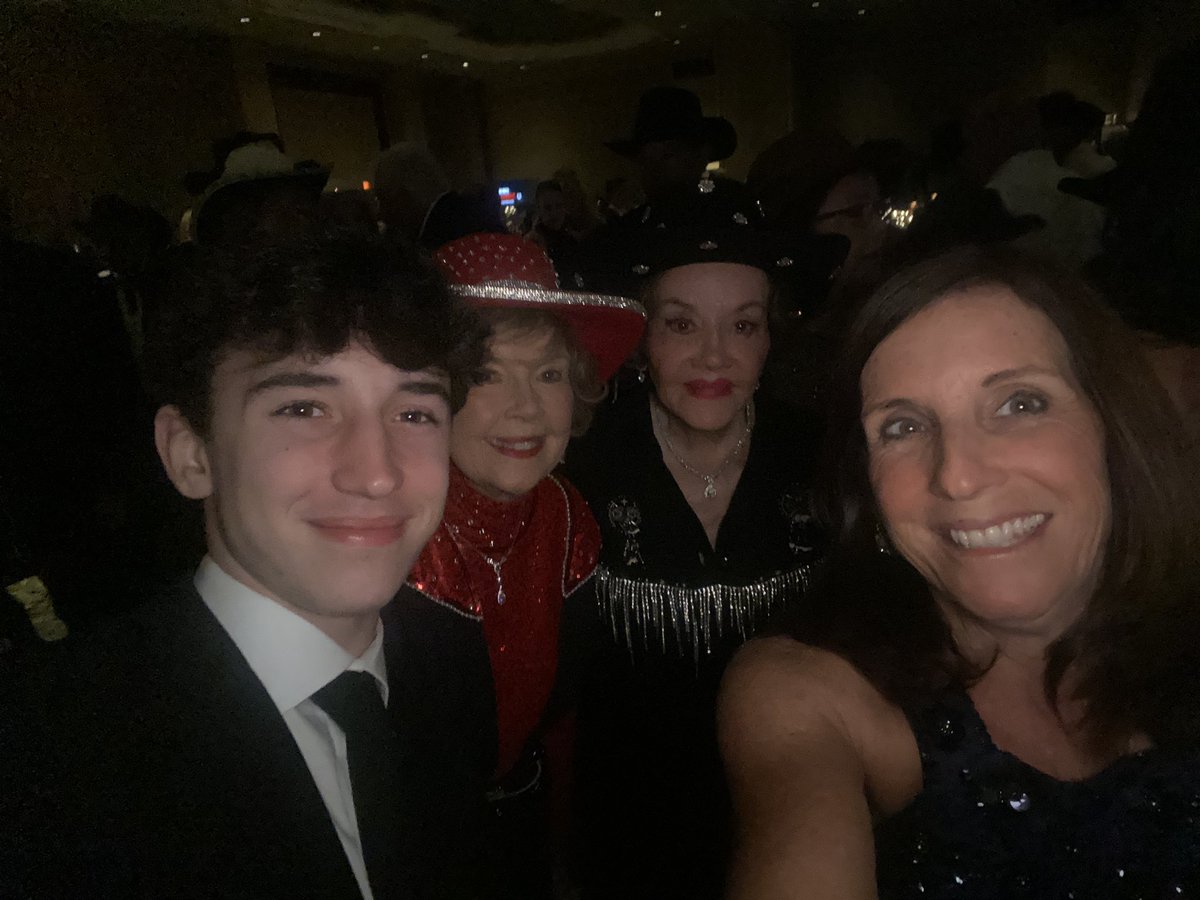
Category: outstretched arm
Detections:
[{"x1": 718, "y1": 637, "x2": 919, "y2": 899}]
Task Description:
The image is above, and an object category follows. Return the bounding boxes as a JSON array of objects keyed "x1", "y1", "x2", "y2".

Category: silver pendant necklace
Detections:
[
  {"x1": 652, "y1": 398, "x2": 754, "y2": 499},
  {"x1": 446, "y1": 524, "x2": 515, "y2": 605},
  {"x1": 482, "y1": 553, "x2": 509, "y2": 606}
]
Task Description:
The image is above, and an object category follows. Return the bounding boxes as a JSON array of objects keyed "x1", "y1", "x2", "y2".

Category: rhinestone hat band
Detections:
[{"x1": 448, "y1": 282, "x2": 646, "y2": 315}]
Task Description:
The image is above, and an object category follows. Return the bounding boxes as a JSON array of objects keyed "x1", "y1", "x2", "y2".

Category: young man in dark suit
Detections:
[{"x1": 1, "y1": 219, "x2": 496, "y2": 899}]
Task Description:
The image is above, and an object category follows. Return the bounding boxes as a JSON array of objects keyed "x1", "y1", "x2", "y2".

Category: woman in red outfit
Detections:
[{"x1": 407, "y1": 232, "x2": 645, "y2": 898}]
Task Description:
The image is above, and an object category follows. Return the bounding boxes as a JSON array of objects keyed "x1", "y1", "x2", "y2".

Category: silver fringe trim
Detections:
[{"x1": 595, "y1": 564, "x2": 813, "y2": 665}]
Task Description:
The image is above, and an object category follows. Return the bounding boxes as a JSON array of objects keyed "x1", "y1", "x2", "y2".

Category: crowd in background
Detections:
[{"x1": 2, "y1": 32, "x2": 1200, "y2": 900}]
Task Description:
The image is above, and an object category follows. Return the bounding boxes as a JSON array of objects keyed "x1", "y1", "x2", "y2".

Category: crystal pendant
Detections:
[
  {"x1": 703, "y1": 476, "x2": 717, "y2": 499},
  {"x1": 488, "y1": 558, "x2": 506, "y2": 605}
]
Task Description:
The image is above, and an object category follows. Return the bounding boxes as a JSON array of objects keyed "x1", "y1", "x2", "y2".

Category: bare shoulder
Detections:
[
  {"x1": 719, "y1": 637, "x2": 920, "y2": 897},
  {"x1": 723, "y1": 634, "x2": 870, "y2": 687},
  {"x1": 720, "y1": 635, "x2": 921, "y2": 816},
  {"x1": 720, "y1": 635, "x2": 886, "y2": 739}
]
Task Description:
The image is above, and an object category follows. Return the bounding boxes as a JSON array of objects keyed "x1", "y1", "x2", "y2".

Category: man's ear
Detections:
[{"x1": 154, "y1": 405, "x2": 213, "y2": 500}]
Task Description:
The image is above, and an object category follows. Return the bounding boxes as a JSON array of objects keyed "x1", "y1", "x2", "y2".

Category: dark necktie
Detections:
[{"x1": 312, "y1": 670, "x2": 402, "y2": 900}]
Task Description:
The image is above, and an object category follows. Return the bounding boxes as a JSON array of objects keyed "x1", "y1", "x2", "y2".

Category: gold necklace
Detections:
[{"x1": 652, "y1": 398, "x2": 753, "y2": 499}]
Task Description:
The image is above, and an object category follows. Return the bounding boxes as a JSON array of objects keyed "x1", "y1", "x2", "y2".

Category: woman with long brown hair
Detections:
[{"x1": 720, "y1": 247, "x2": 1200, "y2": 898}]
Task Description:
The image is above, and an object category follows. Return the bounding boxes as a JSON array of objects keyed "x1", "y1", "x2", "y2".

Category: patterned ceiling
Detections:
[
  {"x1": 18, "y1": 0, "x2": 1136, "y2": 72},
  {"x1": 369, "y1": 1, "x2": 627, "y2": 45}
]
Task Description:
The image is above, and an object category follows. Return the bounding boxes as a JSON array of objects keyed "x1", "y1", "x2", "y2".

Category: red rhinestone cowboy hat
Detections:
[{"x1": 434, "y1": 232, "x2": 646, "y2": 381}]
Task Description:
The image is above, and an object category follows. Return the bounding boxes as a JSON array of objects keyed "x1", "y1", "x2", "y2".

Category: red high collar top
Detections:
[{"x1": 409, "y1": 464, "x2": 600, "y2": 778}]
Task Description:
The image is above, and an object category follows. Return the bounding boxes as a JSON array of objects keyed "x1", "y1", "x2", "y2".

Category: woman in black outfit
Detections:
[{"x1": 564, "y1": 178, "x2": 847, "y2": 899}]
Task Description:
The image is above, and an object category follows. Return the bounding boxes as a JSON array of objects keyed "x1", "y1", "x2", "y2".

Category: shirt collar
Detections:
[{"x1": 194, "y1": 557, "x2": 388, "y2": 713}]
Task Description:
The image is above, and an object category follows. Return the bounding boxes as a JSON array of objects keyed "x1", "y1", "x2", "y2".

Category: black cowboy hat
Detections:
[
  {"x1": 605, "y1": 86, "x2": 738, "y2": 162},
  {"x1": 892, "y1": 185, "x2": 1044, "y2": 260},
  {"x1": 1057, "y1": 166, "x2": 1124, "y2": 206},
  {"x1": 624, "y1": 175, "x2": 849, "y2": 313}
]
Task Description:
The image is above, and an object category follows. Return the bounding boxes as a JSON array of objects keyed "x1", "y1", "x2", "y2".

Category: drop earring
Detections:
[{"x1": 875, "y1": 524, "x2": 894, "y2": 555}]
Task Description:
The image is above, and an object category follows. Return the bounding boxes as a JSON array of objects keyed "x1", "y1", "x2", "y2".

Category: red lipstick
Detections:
[
  {"x1": 488, "y1": 437, "x2": 545, "y2": 459},
  {"x1": 685, "y1": 379, "x2": 734, "y2": 399}
]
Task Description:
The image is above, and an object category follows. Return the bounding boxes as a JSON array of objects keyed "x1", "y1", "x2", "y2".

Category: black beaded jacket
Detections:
[
  {"x1": 565, "y1": 382, "x2": 826, "y2": 665},
  {"x1": 561, "y1": 383, "x2": 826, "y2": 900}
]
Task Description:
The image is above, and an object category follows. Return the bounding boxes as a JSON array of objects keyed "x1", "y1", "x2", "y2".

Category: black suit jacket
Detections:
[{"x1": 0, "y1": 581, "x2": 496, "y2": 899}]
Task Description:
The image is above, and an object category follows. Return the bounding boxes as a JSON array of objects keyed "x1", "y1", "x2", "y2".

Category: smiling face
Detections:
[
  {"x1": 449, "y1": 323, "x2": 575, "y2": 502},
  {"x1": 860, "y1": 286, "x2": 1111, "y2": 640},
  {"x1": 644, "y1": 262, "x2": 771, "y2": 434},
  {"x1": 157, "y1": 342, "x2": 452, "y2": 646}
]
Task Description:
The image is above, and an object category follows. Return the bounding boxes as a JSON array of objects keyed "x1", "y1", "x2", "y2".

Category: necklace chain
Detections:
[
  {"x1": 652, "y1": 398, "x2": 753, "y2": 499},
  {"x1": 445, "y1": 523, "x2": 515, "y2": 605}
]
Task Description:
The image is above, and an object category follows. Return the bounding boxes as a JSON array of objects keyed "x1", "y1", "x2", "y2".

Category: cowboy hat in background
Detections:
[
  {"x1": 605, "y1": 87, "x2": 737, "y2": 163},
  {"x1": 188, "y1": 134, "x2": 329, "y2": 245}
]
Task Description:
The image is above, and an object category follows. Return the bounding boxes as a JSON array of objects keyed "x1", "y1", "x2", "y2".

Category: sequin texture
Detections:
[
  {"x1": 408, "y1": 465, "x2": 601, "y2": 777},
  {"x1": 875, "y1": 690, "x2": 1200, "y2": 898}
]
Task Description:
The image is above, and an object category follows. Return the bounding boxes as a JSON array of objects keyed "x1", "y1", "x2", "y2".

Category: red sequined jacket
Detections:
[{"x1": 408, "y1": 465, "x2": 600, "y2": 778}]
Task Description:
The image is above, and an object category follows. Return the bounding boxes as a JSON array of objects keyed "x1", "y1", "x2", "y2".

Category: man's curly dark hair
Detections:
[{"x1": 144, "y1": 214, "x2": 487, "y2": 436}]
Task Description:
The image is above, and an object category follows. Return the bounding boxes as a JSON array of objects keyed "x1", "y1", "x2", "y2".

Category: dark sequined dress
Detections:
[{"x1": 875, "y1": 690, "x2": 1200, "y2": 898}]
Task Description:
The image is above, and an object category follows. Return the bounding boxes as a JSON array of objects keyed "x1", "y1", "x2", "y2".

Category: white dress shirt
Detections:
[{"x1": 195, "y1": 557, "x2": 388, "y2": 900}]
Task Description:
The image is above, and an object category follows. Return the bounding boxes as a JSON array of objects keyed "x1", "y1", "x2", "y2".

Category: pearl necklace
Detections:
[{"x1": 652, "y1": 398, "x2": 754, "y2": 499}]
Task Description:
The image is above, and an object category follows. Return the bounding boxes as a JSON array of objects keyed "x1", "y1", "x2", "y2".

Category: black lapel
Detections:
[
  {"x1": 382, "y1": 585, "x2": 496, "y2": 898},
  {"x1": 134, "y1": 587, "x2": 364, "y2": 898}
]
